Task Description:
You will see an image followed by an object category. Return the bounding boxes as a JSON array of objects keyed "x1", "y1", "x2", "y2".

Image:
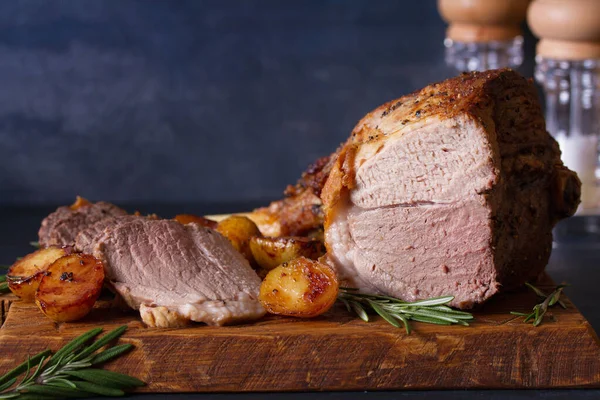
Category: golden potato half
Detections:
[
  {"x1": 250, "y1": 236, "x2": 325, "y2": 271},
  {"x1": 35, "y1": 254, "x2": 105, "y2": 322},
  {"x1": 259, "y1": 257, "x2": 339, "y2": 318},
  {"x1": 7, "y1": 247, "x2": 68, "y2": 301},
  {"x1": 216, "y1": 215, "x2": 262, "y2": 263}
]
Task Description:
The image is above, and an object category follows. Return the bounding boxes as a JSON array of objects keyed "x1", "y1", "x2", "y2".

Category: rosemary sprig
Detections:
[
  {"x1": 338, "y1": 287, "x2": 474, "y2": 334},
  {"x1": 510, "y1": 282, "x2": 568, "y2": 326},
  {"x1": 0, "y1": 326, "x2": 144, "y2": 399},
  {"x1": 524, "y1": 282, "x2": 567, "y2": 309}
]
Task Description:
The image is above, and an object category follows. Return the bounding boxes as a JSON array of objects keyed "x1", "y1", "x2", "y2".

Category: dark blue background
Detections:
[{"x1": 0, "y1": 0, "x2": 535, "y2": 206}]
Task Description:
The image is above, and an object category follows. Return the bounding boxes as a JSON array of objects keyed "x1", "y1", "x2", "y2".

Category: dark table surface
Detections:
[{"x1": 1, "y1": 204, "x2": 599, "y2": 400}]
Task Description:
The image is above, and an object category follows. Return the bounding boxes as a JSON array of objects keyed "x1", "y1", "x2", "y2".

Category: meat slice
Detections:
[
  {"x1": 92, "y1": 218, "x2": 265, "y2": 326},
  {"x1": 39, "y1": 201, "x2": 127, "y2": 247},
  {"x1": 75, "y1": 217, "x2": 124, "y2": 255},
  {"x1": 322, "y1": 69, "x2": 580, "y2": 308},
  {"x1": 75, "y1": 215, "x2": 159, "y2": 255}
]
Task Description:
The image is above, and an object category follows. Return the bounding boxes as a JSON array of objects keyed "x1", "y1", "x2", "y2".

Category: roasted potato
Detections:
[
  {"x1": 7, "y1": 247, "x2": 68, "y2": 301},
  {"x1": 174, "y1": 214, "x2": 218, "y2": 229},
  {"x1": 249, "y1": 236, "x2": 325, "y2": 271},
  {"x1": 216, "y1": 215, "x2": 261, "y2": 263},
  {"x1": 35, "y1": 254, "x2": 105, "y2": 322},
  {"x1": 259, "y1": 257, "x2": 339, "y2": 318}
]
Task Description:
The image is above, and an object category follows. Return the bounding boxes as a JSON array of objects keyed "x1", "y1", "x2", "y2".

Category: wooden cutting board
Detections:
[{"x1": 0, "y1": 274, "x2": 599, "y2": 392}]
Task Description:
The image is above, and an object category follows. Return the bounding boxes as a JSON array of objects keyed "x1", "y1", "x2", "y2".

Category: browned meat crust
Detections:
[
  {"x1": 251, "y1": 154, "x2": 336, "y2": 237},
  {"x1": 252, "y1": 188, "x2": 324, "y2": 237},
  {"x1": 284, "y1": 154, "x2": 336, "y2": 198}
]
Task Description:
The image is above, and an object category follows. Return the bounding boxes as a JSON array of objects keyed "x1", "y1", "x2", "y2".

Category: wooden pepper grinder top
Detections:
[
  {"x1": 437, "y1": 0, "x2": 530, "y2": 71},
  {"x1": 438, "y1": 0, "x2": 531, "y2": 43},
  {"x1": 528, "y1": 0, "x2": 600, "y2": 60}
]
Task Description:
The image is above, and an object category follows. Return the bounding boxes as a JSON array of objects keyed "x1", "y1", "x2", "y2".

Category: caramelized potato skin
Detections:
[
  {"x1": 174, "y1": 214, "x2": 218, "y2": 229},
  {"x1": 259, "y1": 257, "x2": 339, "y2": 318},
  {"x1": 35, "y1": 254, "x2": 105, "y2": 322},
  {"x1": 249, "y1": 236, "x2": 325, "y2": 271},
  {"x1": 216, "y1": 216, "x2": 262, "y2": 263},
  {"x1": 7, "y1": 247, "x2": 68, "y2": 301}
]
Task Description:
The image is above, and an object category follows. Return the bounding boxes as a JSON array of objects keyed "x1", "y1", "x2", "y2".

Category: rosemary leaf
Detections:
[
  {"x1": 524, "y1": 313, "x2": 535, "y2": 323},
  {"x1": 65, "y1": 369, "x2": 145, "y2": 389},
  {"x1": 0, "y1": 350, "x2": 51, "y2": 387},
  {"x1": 91, "y1": 344, "x2": 133, "y2": 365},
  {"x1": 368, "y1": 300, "x2": 402, "y2": 329},
  {"x1": 339, "y1": 298, "x2": 352, "y2": 313},
  {"x1": 549, "y1": 286, "x2": 567, "y2": 307},
  {"x1": 410, "y1": 315, "x2": 453, "y2": 325},
  {"x1": 349, "y1": 301, "x2": 369, "y2": 322},
  {"x1": 392, "y1": 313, "x2": 411, "y2": 334},
  {"x1": 72, "y1": 380, "x2": 125, "y2": 396},
  {"x1": 21, "y1": 355, "x2": 45, "y2": 386},
  {"x1": 0, "y1": 379, "x2": 16, "y2": 393},
  {"x1": 427, "y1": 305, "x2": 473, "y2": 317},
  {"x1": 23, "y1": 384, "x2": 84, "y2": 398},
  {"x1": 405, "y1": 307, "x2": 472, "y2": 321},
  {"x1": 0, "y1": 393, "x2": 21, "y2": 399},
  {"x1": 74, "y1": 325, "x2": 128, "y2": 362},
  {"x1": 401, "y1": 296, "x2": 455, "y2": 307},
  {"x1": 400, "y1": 308, "x2": 462, "y2": 324},
  {"x1": 47, "y1": 327, "x2": 103, "y2": 368},
  {"x1": 46, "y1": 378, "x2": 77, "y2": 389},
  {"x1": 28, "y1": 242, "x2": 40, "y2": 249},
  {"x1": 40, "y1": 356, "x2": 63, "y2": 375},
  {"x1": 533, "y1": 313, "x2": 545, "y2": 326}
]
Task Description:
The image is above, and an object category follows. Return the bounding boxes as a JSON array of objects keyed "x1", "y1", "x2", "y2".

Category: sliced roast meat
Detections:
[
  {"x1": 38, "y1": 206, "x2": 73, "y2": 246},
  {"x1": 92, "y1": 218, "x2": 265, "y2": 326},
  {"x1": 75, "y1": 216, "x2": 139, "y2": 255},
  {"x1": 75, "y1": 214, "x2": 161, "y2": 255},
  {"x1": 38, "y1": 201, "x2": 127, "y2": 247},
  {"x1": 322, "y1": 69, "x2": 580, "y2": 308}
]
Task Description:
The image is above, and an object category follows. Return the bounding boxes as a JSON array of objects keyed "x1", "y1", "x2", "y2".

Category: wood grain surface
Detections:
[{"x1": 0, "y1": 274, "x2": 598, "y2": 392}]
